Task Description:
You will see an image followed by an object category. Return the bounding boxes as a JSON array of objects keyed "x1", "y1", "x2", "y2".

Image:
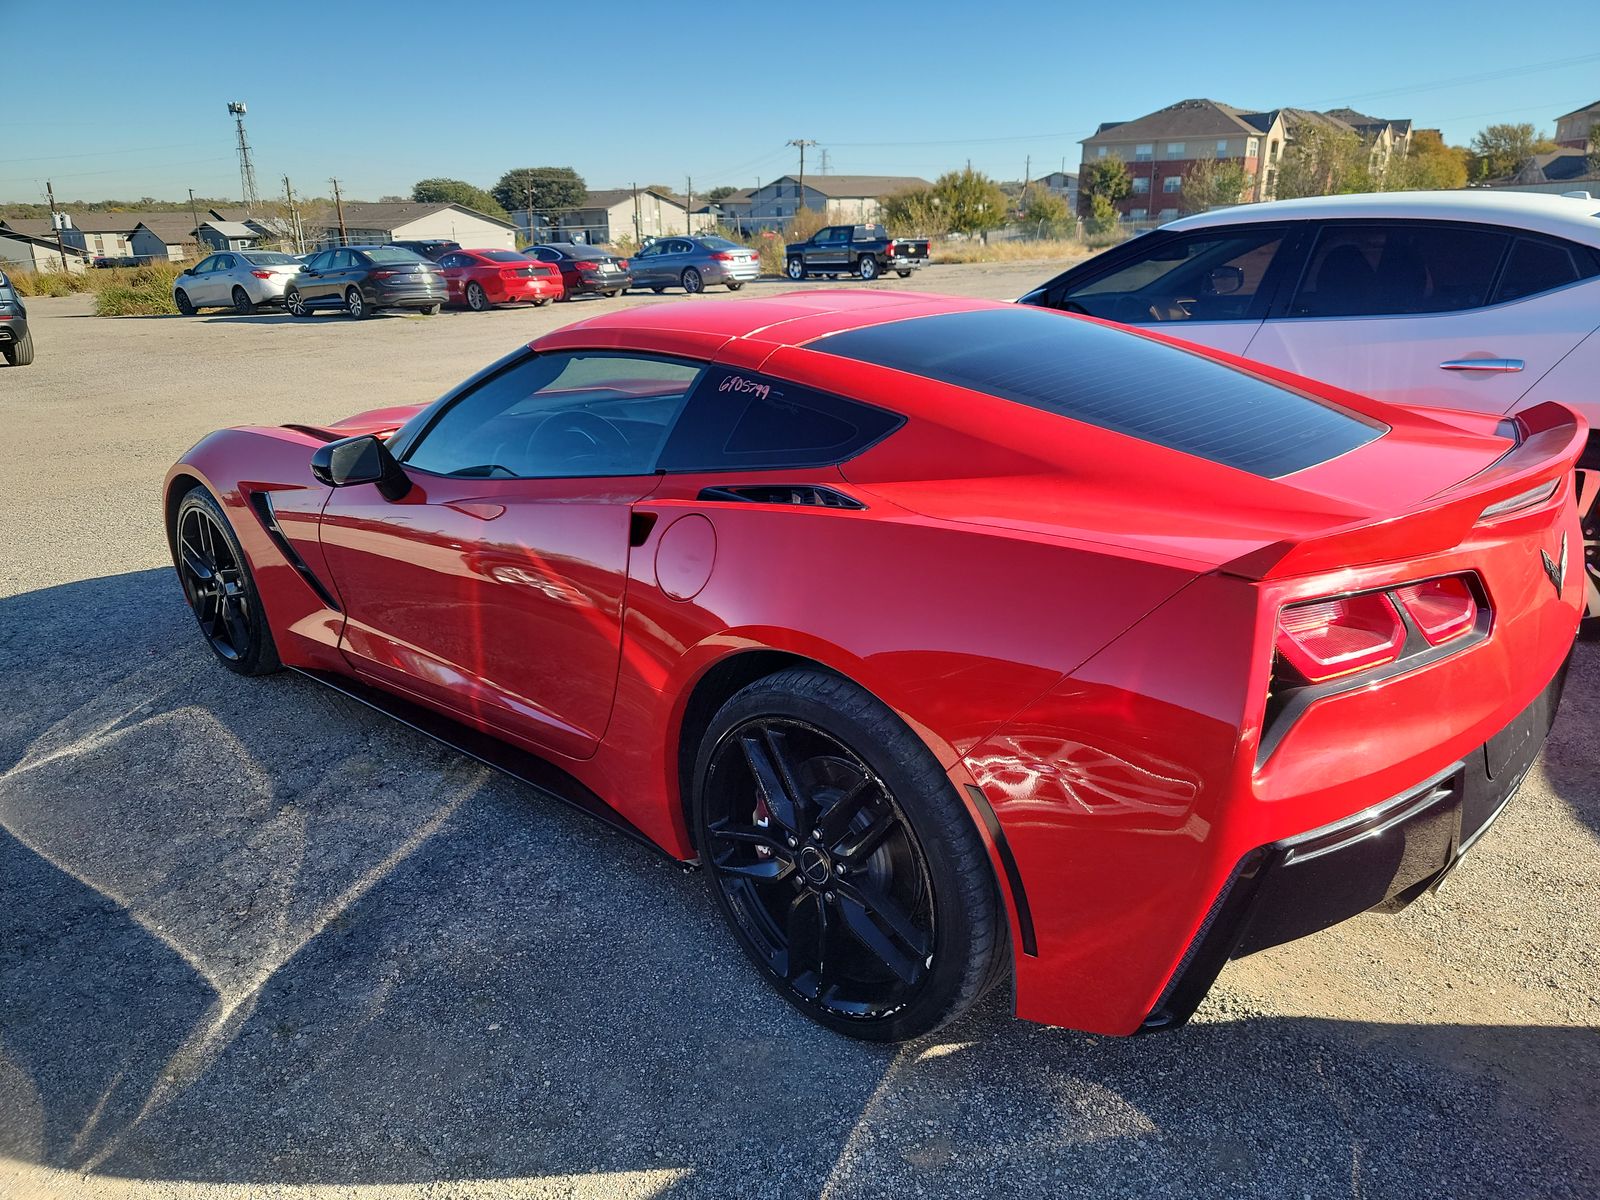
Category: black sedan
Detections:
[
  {"x1": 285, "y1": 246, "x2": 447, "y2": 318},
  {"x1": 523, "y1": 243, "x2": 633, "y2": 298},
  {"x1": 0, "y1": 270, "x2": 31, "y2": 366}
]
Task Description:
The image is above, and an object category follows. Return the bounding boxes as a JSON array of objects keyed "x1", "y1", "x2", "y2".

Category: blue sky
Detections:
[{"x1": 3, "y1": 0, "x2": 1595, "y2": 204}]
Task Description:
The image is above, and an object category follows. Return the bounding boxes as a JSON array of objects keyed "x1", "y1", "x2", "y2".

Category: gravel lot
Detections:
[{"x1": 2, "y1": 266, "x2": 1597, "y2": 1199}]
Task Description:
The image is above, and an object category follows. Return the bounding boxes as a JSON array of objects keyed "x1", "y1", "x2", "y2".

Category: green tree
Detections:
[
  {"x1": 490, "y1": 167, "x2": 588, "y2": 222},
  {"x1": 1085, "y1": 193, "x2": 1121, "y2": 237},
  {"x1": 929, "y1": 167, "x2": 1009, "y2": 237},
  {"x1": 880, "y1": 186, "x2": 948, "y2": 236},
  {"x1": 1079, "y1": 155, "x2": 1132, "y2": 215},
  {"x1": 1468, "y1": 123, "x2": 1558, "y2": 182},
  {"x1": 1384, "y1": 130, "x2": 1469, "y2": 191},
  {"x1": 1020, "y1": 183, "x2": 1072, "y2": 236},
  {"x1": 1274, "y1": 125, "x2": 1372, "y2": 199},
  {"x1": 411, "y1": 177, "x2": 507, "y2": 216},
  {"x1": 1180, "y1": 156, "x2": 1250, "y2": 213},
  {"x1": 704, "y1": 185, "x2": 739, "y2": 202}
]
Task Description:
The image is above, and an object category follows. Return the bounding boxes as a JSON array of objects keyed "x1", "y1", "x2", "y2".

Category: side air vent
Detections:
[
  {"x1": 281, "y1": 424, "x2": 342, "y2": 443},
  {"x1": 697, "y1": 485, "x2": 866, "y2": 510},
  {"x1": 246, "y1": 490, "x2": 341, "y2": 611}
]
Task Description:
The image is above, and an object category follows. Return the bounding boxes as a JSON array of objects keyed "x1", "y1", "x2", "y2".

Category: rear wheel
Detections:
[
  {"x1": 345, "y1": 287, "x2": 367, "y2": 319},
  {"x1": 174, "y1": 289, "x2": 195, "y2": 316},
  {"x1": 858, "y1": 256, "x2": 880, "y2": 281},
  {"x1": 466, "y1": 281, "x2": 490, "y2": 312},
  {"x1": 786, "y1": 257, "x2": 806, "y2": 281},
  {"x1": 231, "y1": 286, "x2": 254, "y2": 315},
  {"x1": 2, "y1": 329, "x2": 33, "y2": 366},
  {"x1": 421, "y1": 303, "x2": 441, "y2": 316},
  {"x1": 1579, "y1": 450, "x2": 1600, "y2": 637},
  {"x1": 727, "y1": 281, "x2": 745, "y2": 291},
  {"x1": 896, "y1": 270, "x2": 913, "y2": 278},
  {"x1": 173, "y1": 487, "x2": 280, "y2": 676},
  {"x1": 694, "y1": 668, "x2": 1004, "y2": 1041}
]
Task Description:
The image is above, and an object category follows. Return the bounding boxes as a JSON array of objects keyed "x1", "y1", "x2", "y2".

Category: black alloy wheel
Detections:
[
  {"x1": 695, "y1": 669, "x2": 1004, "y2": 1040},
  {"x1": 231, "y1": 285, "x2": 255, "y2": 315},
  {"x1": 173, "y1": 488, "x2": 280, "y2": 675}
]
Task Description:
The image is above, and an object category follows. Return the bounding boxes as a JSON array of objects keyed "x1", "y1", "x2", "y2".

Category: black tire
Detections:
[
  {"x1": 1579, "y1": 447, "x2": 1600, "y2": 638},
  {"x1": 172, "y1": 486, "x2": 281, "y2": 676},
  {"x1": 466, "y1": 281, "x2": 490, "y2": 312},
  {"x1": 345, "y1": 287, "x2": 368, "y2": 319},
  {"x1": 896, "y1": 270, "x2": 913, "y2": 278},
  {"x1": 286, "y1": 287, "x2": 310, "y2": 318},
  {"x1": 533, "y1": 297, "x2": 550, "y2": 307},
  {"x1": 682, "y1": 267, "x2": 704, "y2": 294},
  {"x1": 651, "y1": 285, "x2": 666, "y2": 294},
  {"x1": 231, "y1": 286, "x2": 255, "y2": 315},
  {"x1": 2, "y1": 329, "x2": 33, "y2": 366},
  {"x1": 604, "y1": 290, "x2": 619, "y2": 298},
  {"x1": 786, "y1": 257, "x2": 806, "y2": 281},
  {"x1": 421, "y1": 303, "x2": 441, "y2": 316},
  {"x1": 857, "y1": 256, "x2": 880, "y2": 281},
  {"x1": 726, "y1": 281, "x2": 744, "y2": 291},
  {"x1": 174, "y1": 288, "x2": 196, "y2": 316},
  {"x1": 693, "y1": 668, "x2": 1005, "y2": 1041}
]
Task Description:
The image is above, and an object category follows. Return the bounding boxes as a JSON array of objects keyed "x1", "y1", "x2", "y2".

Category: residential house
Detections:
[
  {"x1": 1034, "y1": 170, "x2": 1078, "y2": 214},
  {"x1": 741, "y1": 175, "x2": 932, "y2": 229},
  {"x1": 305, "y1": 201, "x2": 517, "y2": 250},
  {"x1": 1554, "y1": 100, "x2": 1600, "y2": 149},
  {"x1": 195, "y1": 220, "x2": 261, "y2": 252},
  {"x1": 696, "y1": 188, "x2": 756, "y2": 232},
  {"x1": 513, "y1": 188, "x2": 697, "y2": 245},
  {"x1": 0, "y1": 212, "x2": 148, "y2": 260},
  {"x1": 209, "y1": 207, "x2": 299, "y2": 247},
  {"x1": 1079, "y1": 98, "x2": 1413, "y2": 219},
  {"x1": 128, "y1": 215, "x2": 203, "y2": 262},
  {"x1": 0, "y1": 226, "x2": 89, "y2": 273},
  {"x1": 1491, "y1": 148, "x2": 1600, "y2": 195}
]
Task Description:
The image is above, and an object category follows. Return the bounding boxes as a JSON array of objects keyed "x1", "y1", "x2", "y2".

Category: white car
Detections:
[
  {"x1": 1020, "y1": 190, "x2": 1600, "y2": 625},
  {"x1": 172, "y1": 249, "x2": 304, "y2": 316}
]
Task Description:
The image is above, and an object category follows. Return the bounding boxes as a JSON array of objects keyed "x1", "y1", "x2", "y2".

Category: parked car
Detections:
[
  {"x1": 1018, "y1": 190, "x2": 1600, "y2": 627},
  {"x1": 629, "y1": 235, "x2": 760, "y2": 293},
  {"x1": 784, "y1": 223, "x2": 930, "y2": 281},
  {"x1": 164, "y1": 293, "x2": 1582, "y2": 1041},
  {"x1": 173, "y1": 250, "x2": 305, "y2": 315},
  {"x1": 523, "y1": 243, "x2": 632, "y2": 298},
  {"x1": 437, "y1": 248, "x2": 563, "y2": 310},
  {"x1": 391, "y1": 239, "x2": 460, "y2": 262},
  {"x1": 0, "y1": 270, "x2": 32, "y2": 366},
  {"x1": 284, "y1": 246, "x2": 446, "y2": 318}
]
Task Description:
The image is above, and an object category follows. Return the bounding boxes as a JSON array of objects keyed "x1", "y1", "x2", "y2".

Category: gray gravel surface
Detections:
[{"x1": 1, "y1": 267, "x2": 1597, "y2": 1199}]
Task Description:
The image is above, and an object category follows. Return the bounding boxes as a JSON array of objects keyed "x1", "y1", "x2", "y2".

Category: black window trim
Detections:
[
  {"x1": 1268, "y1": 217, "x2": 1600, "y2": 321},
  {"x1": 395, "y1": 347, "x2": 713, "y2": 482}
]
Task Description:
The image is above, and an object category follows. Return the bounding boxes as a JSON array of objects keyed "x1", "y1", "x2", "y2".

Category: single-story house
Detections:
[
  {"x1": 0, "y1": 212, "x2": 156, "y2": 260},
  {"x1": 209, "y1": 207, "x2": 300, "y2": 246},
  {"x1": 305, "y1": 201, "x2": 517, "y2": 250},
  {"x1": 510, "y1": 188, "x2": 700, "y2": 245},
  {"x1": 0, "y1": 227, "x2": 90, "y2": 273},
  {"x1": 1489, "y1": 149, "x2": 1600, "y2": 194},
  {"x1": 128, "y1": 216, "x2": 203, "y2": 262},
  {"x1": 1035, "y1": 170, "x2": 1079, "y2": 214},
  {"x1": 195, "y1": 220, "x2": 261, "y2": 252},
  {"x1": 739, "y1": 175, "x2": 932, "y2": 230}
]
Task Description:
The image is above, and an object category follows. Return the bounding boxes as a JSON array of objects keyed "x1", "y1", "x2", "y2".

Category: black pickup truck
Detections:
[{"x1": 784, "y1": 224, "x2": 929, "y2": 281}]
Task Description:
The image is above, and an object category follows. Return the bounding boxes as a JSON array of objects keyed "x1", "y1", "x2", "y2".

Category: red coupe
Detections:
[
  {"x1": 438, "y1": 248, "x2": 563, "y2": 310},
  {"x1": 163, "y1": 292, "x2": 1584, "y2": 1040}
]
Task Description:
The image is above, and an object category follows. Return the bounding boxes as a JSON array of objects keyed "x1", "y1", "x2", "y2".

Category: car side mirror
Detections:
[
  {"x1": 1207, "y1": 265, "x2": 1245, "y2": 296},
  {"x1": 310, "y1": 434, "x2": 412, "y2": 501},
  {"x1": 182, "y1": 267, "x2": 195, "y2": 276}
]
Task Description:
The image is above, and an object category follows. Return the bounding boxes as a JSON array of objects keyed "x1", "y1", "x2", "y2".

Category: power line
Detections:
[{"x1": 1309, "y1": 49, "x2": 1600, "y2": 109}]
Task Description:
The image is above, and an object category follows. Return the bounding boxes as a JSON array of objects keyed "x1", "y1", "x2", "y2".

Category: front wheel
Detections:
[
  {"x1": 2, "y1": 329, "x2": 33, "y2": 366},
  {"x1": 896, "y1": 270, "x2": 913, "y2": 278},
  {"x1": 786, "y1": 258, "x2": 806, "y2": 281},
  {"x1": 173, "y1": 487, "x2": 281, "y2": 676},
  {"x1": 726, "y1": 281, "x2": 744, "y2": 291},
  {"x1": 693, "y1": 668, "x2": 1005, "y2": 1041},
  {"x1": 421, "y1": 303, "x2": 441, "y2": 316},
  {"x1": 345, "y1": 288, "x2": 367, "y2": 319},
  {"x1": 286, "y1": 288, "x2": 310, "y2": 318},
  {"x1": 857, "y1": 256, "x2": 880, "y2": 281},
  {"x1": 174, "y1": 289, "x2": 196, "y2": 316}
]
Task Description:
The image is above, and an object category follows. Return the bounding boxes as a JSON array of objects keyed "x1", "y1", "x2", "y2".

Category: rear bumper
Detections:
[
  {"x1": 1141, "y1": 656, "x2": 1570, "y2": 1031},
  {"x1": 703, "y1": 262, "x2": 761, "y2": 283},
  {"x1": 489, "y1": 277, "x2": 562, "y2": 302},
  {"x1": 364, "y1": 283, "x2": 446, "y2": 309},
  {"x1": 0, "y1": 319, "x2": 23, "y2": 344},
  {"x1": 572, "y1": 272, "x2": 632, "y2": 294}
]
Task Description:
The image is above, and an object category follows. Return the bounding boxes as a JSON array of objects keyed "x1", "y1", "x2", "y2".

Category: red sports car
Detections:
[
  {"x1": 438, "y1": 247, "x2": 563, "y2": 310},
  {"x1": 163, "y1": 292, "x2": 1584, "y2": 1041}
]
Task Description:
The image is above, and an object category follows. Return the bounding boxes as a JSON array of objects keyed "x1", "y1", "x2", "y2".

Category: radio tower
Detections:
[{"x1": 227, "y1": 101, "x2": 260, "y2": 215}]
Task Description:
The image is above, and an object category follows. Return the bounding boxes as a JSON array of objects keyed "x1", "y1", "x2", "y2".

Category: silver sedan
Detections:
[
  {"x1": 172, "y1": 249, "x2": 304, "y2": 315},
  {"x1": 629, "y1": 236, "x2": 761, "y2": 293}
]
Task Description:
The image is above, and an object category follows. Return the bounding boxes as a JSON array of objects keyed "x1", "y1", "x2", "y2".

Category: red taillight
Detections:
[
  {"x1": 500, "y1": 268, "x2": 521, "y2": 279},
  {"x1": 371, "y1": 269, "x2": 398, "y2": 279},
  {"x1": 1393, "y1": 576, "x2": 1477, "y2": 646},
  {"x1": 1275, "y1": 592, "x2": 1404, "y2": 683},
  {"x1": 251, "y1": 270, "x2": 272, "y2": 279},
  {"x1": 575, "y1": 260, "x2": 599, "y2": 270},
  {"x1": 617, "y1": 259, "x2": 629, "y2": 269},
  {"x1": 710, "y1": 251, "x2": 735, "y2": 261}
]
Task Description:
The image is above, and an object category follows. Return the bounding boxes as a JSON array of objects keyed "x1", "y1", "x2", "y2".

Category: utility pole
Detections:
[
  {"x1": 685, "y1": 176, "x2": 693, "y2": 235},
  {"x1": 524, "y1": 169, "x2": 535, "y2": 244},
  {"x1": 787, "y1": 138, "x2": 818, "y2": 227},
  {"x1": 45, "y1": 180, "x2": 68, "y2": 272},
  {"x1": 632, "y1": 182, "x2": 641, "y2": 244},
  {"x1": 283, "y1": 175, "x2": 303, "y2": 253},
  {"x1": 188, "y1": 188, "x2": 202, "y2": 253},
  {"x1": 330, "y1": 178, "x2": 348, "y2": 244}
]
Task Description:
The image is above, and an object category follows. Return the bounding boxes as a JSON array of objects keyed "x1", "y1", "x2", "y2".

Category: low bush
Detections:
[
  {"x1": 6, "y1": 268, "x2": 93, "y2": 297},
  {"x1": 93, "y1": 263, "x2": 185, "y2": 316}
]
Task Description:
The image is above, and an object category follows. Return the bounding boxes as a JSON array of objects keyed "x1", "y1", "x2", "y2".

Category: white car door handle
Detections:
[{"x1": 1439, "y1": 358, "x2": 1524, "y2": 372}]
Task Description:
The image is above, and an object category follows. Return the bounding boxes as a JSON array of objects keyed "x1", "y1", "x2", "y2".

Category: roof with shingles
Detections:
[{"x1": 305, "y1": 201, "x2": 515, "y2": 231}]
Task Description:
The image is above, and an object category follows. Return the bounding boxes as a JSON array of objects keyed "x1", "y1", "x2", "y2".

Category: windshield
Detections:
[
  {"x1": 241, "y1": 251, "x2": 297, "y2": 266},
  {"x1": 364, "y1": 247, "x2": 429, "y2": 264}
]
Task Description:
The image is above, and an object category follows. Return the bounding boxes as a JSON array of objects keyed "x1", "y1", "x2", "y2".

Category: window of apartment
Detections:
[
  {"x1": 1131, "y1": 176, "x2": 1150, "y2": 194},
  {"x1": 1160, "y1": 208, "x2": 1179, "y2": 220},
  {"x1": 1269, "y1": 139, "x2": 1281, "y2": 161},
  {"x1": 1247, "y1": 138, "x2": 1260, "y2": 157},
  {"x1": 1163, "y1": 176, "x2": 1182, "y2": 193},
  {"x1": 1096, "y1": 146, "x2": 1108, "y2": 158},
  {"x1": 1216, "y1": 139, "x2": 1229, "y2": 154},
  {"x1": 1134, "y1": 144, "x2": 1154, "y2": 161},
  {"x1": 1129, "y1": 208, "x2": 1147, "y2": 221},
  {"x1": 1166, "y1": 142, "x2": 1185, "y2": 156}
]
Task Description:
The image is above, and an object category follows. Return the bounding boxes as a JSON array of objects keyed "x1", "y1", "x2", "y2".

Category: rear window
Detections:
[
  {"x1": 364, "y1": 247, "x2": 429, "y2": 264},
  {"x1": 816, "y1": 307, "x2": 1384, "y2": 478},
  {"x1": 1492, "y1": 236, "x2": 1600, "y2": 303},
  {"x1": 479, "y1": 250, "x2": 529, "y2": 262},
  {"x1": 699, "y1": 236, "x2": 742, "y2": 251},
  {"x1": 241, "y1": 251, "x2": 296, "y2": 265}
]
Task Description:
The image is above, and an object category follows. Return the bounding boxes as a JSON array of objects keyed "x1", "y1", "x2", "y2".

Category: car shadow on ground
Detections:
[{"x1": 1, "y1": 569, "x2": 1596, "y2": 1198}]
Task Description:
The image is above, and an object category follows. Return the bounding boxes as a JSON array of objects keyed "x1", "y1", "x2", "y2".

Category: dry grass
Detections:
[
  {"x1": 5, "y1": 262, "x2": 190, "y2": 314},
  {"x1": 930, "y1": 238, "x2": 1096, "y2": 266}
]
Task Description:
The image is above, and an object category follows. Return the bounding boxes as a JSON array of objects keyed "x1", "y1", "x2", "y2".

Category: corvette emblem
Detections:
[{"x1": 1541, "y1": 532, "x2": 1567, "y2": 597}]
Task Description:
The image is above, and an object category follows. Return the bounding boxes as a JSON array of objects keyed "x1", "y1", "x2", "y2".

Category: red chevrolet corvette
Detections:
[{"x1": 164, "y1": 292, "x2": 1584, "y2": 1040}]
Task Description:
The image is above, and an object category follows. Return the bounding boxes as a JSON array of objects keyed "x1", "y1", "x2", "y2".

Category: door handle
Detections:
[{"x1": 1439, "y1": 358, "x2": 1524, "y2": 372}]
